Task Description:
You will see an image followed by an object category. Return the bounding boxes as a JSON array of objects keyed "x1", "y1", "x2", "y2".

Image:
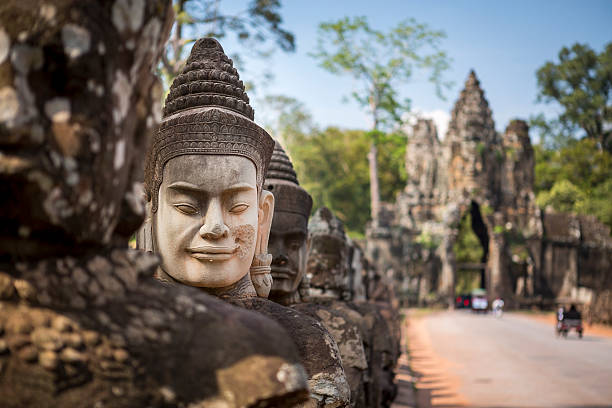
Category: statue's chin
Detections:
[{"x1": 163, "y1": 259, "x2": 246, "y2": 288}]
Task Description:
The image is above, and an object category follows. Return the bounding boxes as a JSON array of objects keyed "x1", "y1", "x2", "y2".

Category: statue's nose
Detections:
[
  {"x1": 200, "y1": 223, "x2": 229, "y2": 240},
  {"x1": 199, "y1": 200, "x2": 229, "y2": 240},
  {"x1": 273, "y1": 253, "x2": 289, "y2": 266}
]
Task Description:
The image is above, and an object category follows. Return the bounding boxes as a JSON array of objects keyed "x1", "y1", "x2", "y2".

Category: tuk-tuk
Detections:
[
  {"x1": 471, "y1": 288, "x2": 488, "y2": 313},
  {"x1": 555, "y1": 300, "x2": 584, "y2": 338}
]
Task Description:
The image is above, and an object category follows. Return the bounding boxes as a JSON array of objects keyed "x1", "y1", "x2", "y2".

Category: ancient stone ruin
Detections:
[{"x1": 366, "y1": 71, "x2": 612, "y2": 322}]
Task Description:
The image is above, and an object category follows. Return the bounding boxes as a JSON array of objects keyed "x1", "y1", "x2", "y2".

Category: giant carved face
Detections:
[
  {"x1": 153, "y1": 154, "x2": 267, "y2": 287},
  {"x1": 269, "y1": 211, "x2": 308, "y2": 295}
]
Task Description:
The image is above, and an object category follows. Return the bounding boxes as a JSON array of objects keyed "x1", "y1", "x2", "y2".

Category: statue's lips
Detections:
[
  {"x1": 187, "y1": 245, "x2": 238, "y2": 262},
  {"x1": 271, "y1": 266, "x2": 295, "y2": 279}
]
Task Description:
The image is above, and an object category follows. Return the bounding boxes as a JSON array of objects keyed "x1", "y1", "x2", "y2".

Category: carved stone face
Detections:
[
  {"x1": 153, "y1": 154, "x2": 261, "y2": 287},
  {"x1": 307, "y1": 234, "x2": 349, "y2": 292},
  {"x1": 269, "y1": 211, "x2": 308, "y2": 295}
]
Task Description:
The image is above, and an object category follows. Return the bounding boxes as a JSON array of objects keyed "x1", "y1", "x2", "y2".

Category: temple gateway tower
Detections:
[{"x1": 366, "y1": 71, "x2": 612, "y2": 320}]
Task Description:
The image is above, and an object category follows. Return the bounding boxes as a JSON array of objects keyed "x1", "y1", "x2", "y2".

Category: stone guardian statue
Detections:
[
  {"x1": 266, "y1": 141, "x2": 314, "y2": 306},
  {"x1": 141, "y1": 38, "x2": 350, "y2": 407}
]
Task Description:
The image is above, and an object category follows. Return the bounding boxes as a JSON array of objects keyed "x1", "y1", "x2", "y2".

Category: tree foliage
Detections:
[
  {"x1": 161, "y1": 0, "x2": 295, "y2": 88},
  {"x1": 535, "y1": 42, "x2": 612, "y2": 152},
  {"x1": 310, "y1": 16, "x2": 450, "y2": 131},
  {"x1": 287, "y1": 127, "x2": 406, "y2": 236},
  {"x1": 257, "y1": 94, "x2": 316, "y2": 146},
  {"x1": 309, "y1": 16, "x2": 450, "y2": 223},
  {"x1": 259, "y1": 94, "x2": 406, "y2": 235},
  {"x1": 534, "y1": 138, "x2": 612, "y2": 230},
  {"x1": 453, "y1": 212, "x2": 484, "y2": 294}
]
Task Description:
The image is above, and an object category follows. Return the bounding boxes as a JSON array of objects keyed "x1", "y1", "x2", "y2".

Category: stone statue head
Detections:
[
  {"x1": 0, "y1": 0, "x2": 173, "y2": 259},
  {"x1": 143, "y1": 38, "x2": 275, "y2": 297},
  {"x1": 265, "y1": 141, "x2": 313, "y2": 304},
  {"x1": 306, "y1": 207, "x2": 350, "y2": 299}
]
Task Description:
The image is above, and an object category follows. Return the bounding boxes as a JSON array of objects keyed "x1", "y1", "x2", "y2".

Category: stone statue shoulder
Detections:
[
  {"x1": 230, "y1": 297, "x2": 351, "y2": 408},
  {"x1": 343, "y1": 301, "x2": 399, "y2": 407},
  {"x1": 292, "y1": 300, "x2": 368, "y2": 408},
  {"x1": 0, "y1": 249, "x2": 308, "y2": 407}
]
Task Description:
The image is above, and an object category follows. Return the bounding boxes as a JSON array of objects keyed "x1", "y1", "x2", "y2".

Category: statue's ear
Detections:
[{"x1": 257, "y1": 189, "x2": 275, "y2": 253}]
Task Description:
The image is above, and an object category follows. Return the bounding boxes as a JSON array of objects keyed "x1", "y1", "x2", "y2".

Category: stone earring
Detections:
[{"x1": 250, "y1": 253, "x2": 273, "y2": 298}]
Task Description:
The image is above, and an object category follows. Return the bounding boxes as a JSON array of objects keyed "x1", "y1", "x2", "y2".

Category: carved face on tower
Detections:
[
  {"x1": 306, "y1": 207, "x2": 350, "y2": 297},
  {"x1": 265, "y1": 142, "x2": 313, "y2": 298},
  {"x1": 144, "y1": 38, "x2": 275, "y2": 296}
]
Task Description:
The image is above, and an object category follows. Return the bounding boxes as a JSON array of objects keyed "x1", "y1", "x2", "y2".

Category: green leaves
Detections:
[
  {"x1": 285, "y1": 127, "x2": 406, "y2": 236},
  {"x1": 535, "y1": 42, "x2": 612, "y2": 152},
  {"x1": 310, "y1": 16, "x2": 451, "y2": 132},
  {"x1": 161, "y1": 0, "x2": 295, "y2": 90},
  {"x1": 534, "y1": 138, "x2": 612, "y2": 231}
]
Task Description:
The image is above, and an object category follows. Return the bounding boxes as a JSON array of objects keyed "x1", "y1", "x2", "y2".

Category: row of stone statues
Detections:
[{"x1": 0, "y1": 2, "x2": 399, "y2": 406}]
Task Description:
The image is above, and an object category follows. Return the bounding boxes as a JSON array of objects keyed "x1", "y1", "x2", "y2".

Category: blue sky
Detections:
[{"x1": 223, "y1": 1, "x2": 612, "y2": 139}]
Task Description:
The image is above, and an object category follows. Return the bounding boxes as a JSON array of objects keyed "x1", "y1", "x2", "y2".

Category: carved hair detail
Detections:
[
  {"x1": 143, "y1": 38, "x2": 274, "y2": 212},
  {"x1": 265, "y1": 140, "x2": 313, "y2": 218}
]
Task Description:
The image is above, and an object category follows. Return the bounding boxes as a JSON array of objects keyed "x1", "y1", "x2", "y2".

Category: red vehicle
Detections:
[{"x1": 455, "y1": 294, "x2": 471, "y2": 309}]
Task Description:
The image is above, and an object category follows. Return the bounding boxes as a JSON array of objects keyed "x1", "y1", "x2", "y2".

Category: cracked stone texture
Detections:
[
  {"x1": 0, "y1": 250, "x2": 308, "y2": 407},
  {"x1": 292, "y1": 301, "x2": 368, "y2": 408},
  {"x1": 231, "y1": 297, "x2": 351, "y2": 408},
  {"x1": 0, "y1": 0, "x2": 172, "y2": 255},
  {"x1": 0, "y1": 1, "x2": 310, "y2": 406}
]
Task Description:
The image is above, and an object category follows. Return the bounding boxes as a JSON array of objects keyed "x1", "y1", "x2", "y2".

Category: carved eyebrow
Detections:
[
  {"x1": 167, "y1": 182, "x2": 255, "y2": 195},
  {"x1": 167, "y1": 182, "x2": 207, "y2": 194},
  {"x1": 223, "y1": 183, "x2": 256, "y2": 195}
]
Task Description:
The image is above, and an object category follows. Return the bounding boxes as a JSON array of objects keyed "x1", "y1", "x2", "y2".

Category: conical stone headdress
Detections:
[
  {"x1": 265, "y1": 141, "x2": 313, "y2": 219},
  {"x1": 144, "y1": 38, "x2": 275, "y2": 212}
]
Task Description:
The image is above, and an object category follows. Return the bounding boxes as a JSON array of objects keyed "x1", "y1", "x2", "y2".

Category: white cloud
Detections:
[{"x1": 403, "y1": 109, "x2": 451, "y2": 140}]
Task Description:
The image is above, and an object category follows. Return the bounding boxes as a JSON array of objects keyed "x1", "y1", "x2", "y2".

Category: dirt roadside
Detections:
[{"x1": 401, "y1": 309, "x2": 469, "y2": 408}]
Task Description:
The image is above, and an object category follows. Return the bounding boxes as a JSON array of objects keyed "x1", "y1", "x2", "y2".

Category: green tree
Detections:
[
  {"x1": 161, "y1": 0, "x2": 295, "y2": 88},
  {"x1": 453, "y1": 212, "x2": 484, "y2": 264},
  {"x1": 288, "y1": 127, "x2": 406, "y2": 236},
  {"x1": 535, "y1": 42, "x2": 612, "y2": 152},
  {"x1": 310, "y1": 16, "x2": 450, "y2": 225},
  {"x1": 536, "y1": 179, "x2": 586, "y2": 213},
  {"x1": 534, "y1": 138, "x2": 612, "y2": 230}
]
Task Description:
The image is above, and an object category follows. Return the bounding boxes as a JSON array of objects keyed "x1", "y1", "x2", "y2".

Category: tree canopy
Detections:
[
  {"x1": 310, "y1": 16, "x2": 450, "y2": 131},
  {"x1": 535, "y1": 42, "x2": 612, "y2": 152},
  {"x1": 534, "y1": 138, "x2": 612, "y2": 230},
  {"x1": 161, "y1": 0, "x2": 295, "y2": 88},
  {"x1": 260, "y1": 94, "x2": 407, "y2": 236},
  {"x1": 288, "y1": 127, "x2": 407, "y2": 236},
  {"x1": 309, "y1": 16, "x2": 450, "y2": 224}
]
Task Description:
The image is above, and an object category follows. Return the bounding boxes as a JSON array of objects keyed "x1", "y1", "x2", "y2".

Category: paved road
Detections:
[{"x1": 420, "y1": 310, "x2": 612, "y2": 408}]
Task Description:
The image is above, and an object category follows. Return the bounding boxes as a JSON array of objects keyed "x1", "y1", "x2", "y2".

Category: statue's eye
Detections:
[
  {"x1": 288, "y1": 240, "x2": 302, "y2": 251},
  {"x1": 174, "y1": 204, "x2": 198, "y2": 215},
  {"x1": 230, "y1": 203, "x2": 249, "y2": 214}
]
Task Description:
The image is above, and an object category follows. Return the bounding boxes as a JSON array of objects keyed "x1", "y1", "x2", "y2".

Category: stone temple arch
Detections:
[
  {"x1": 366, "y1": 71, "x2": 612, "y2": 321},
  {"x1": 367, "y1": 71, "x2": 546, "y2": 307}
]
